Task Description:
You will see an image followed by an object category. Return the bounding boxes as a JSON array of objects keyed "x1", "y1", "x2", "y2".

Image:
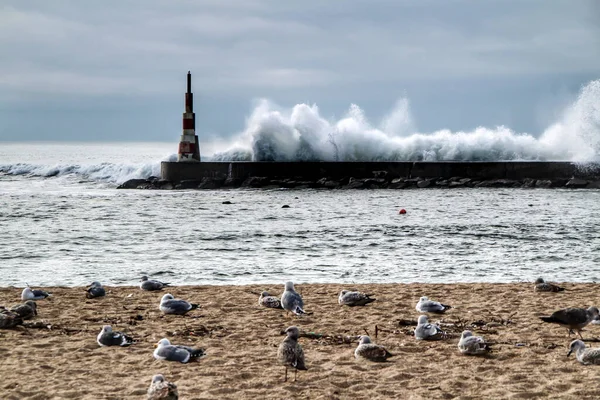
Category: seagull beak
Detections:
[
  {"x1": 154, "y1": 343, "x2": 159, "y2": 348},
  {"x1": 567, "y1": 350, "x2": 572, "y2": 357}
]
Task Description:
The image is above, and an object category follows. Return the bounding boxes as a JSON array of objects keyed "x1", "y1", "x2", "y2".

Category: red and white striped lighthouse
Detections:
[{"x1": 177, "y1": 71, "x2": 201, "y2": 162}]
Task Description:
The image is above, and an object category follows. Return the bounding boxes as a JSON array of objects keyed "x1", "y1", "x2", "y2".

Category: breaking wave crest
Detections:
[
  {"x1": 0, "y1": 153, "x2": 177, "y2": 184},
  {"x1": 211, "y1": 80, "x2": 600, "y2": 162}
]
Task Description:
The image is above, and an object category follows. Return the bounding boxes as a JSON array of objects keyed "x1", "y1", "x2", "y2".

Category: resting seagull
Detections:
[
  {"x1": 159, "y1": 294, "x2": 199, "y2": 315},
  {"x1": 97, "y1": 325, "x2": 134, "y2": 347},
  {"x1": 354, "y1": 336, "x2": 394, "y2": 362},
  {"x1": 153, "y1": 338, "x2": 205, "y2": 363},
  {"x1": 86, "y1": 281, "x2": 106, "y2": 299},
  {"x1": 416, "y1": 296, "x2": 451, "y2": 314},
  {"x1": 338, "y1": 290, "x2": 376, "y2": 307},
  {"x1": 567, "y1": 340, "x2": 600, "y2": 365},
  {"x1": 540, "y1": 306, "x2": 599, "y2": 338},
  {"x1": 0, "y1": 310, "x2": 23, "y2": 329},
  {"x1": 147, "y1": 374, "x2": 179, "y2": 400},
  {"x1": 21, "y1": 285, "x2": 51, "y2": 301},
  {"x1": 277, "y1": 326, "x2": 307, "y2": 382},
  {"x1": 140, "y1": 276, "x2": 170, "y2": 291},
  {"x1": 534, "y1": 277, "x2": 565, "y2": 292},
  {"x1": 414, "y1": 315, "x2": 447, "y2": 340},
  {"x1": 258, "y1": 291, "x2": 283, "y2": 309},
  {"x1": 281, "y1": 281, "x2": 306, "y2": 316},
  {"x1": 458, "y1": 331, "x2": 491, "y2": 355},
  {"x1": 10, "y1": 300, "x2": 37, "y2": 320}
]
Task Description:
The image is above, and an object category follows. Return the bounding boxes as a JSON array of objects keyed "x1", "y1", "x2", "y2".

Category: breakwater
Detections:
[{"x1": 116, "y1": 161, "x2": 600, "y2": 189}]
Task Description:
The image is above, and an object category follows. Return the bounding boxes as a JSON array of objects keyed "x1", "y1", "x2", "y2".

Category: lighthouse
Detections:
[{"x1": 177, "y1": 71, "x2": 201, "y2": 162}]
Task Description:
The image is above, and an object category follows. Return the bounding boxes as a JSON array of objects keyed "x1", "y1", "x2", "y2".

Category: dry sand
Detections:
[{"x1": 1, "y1": 283, "x2": 600, "y2": 400}]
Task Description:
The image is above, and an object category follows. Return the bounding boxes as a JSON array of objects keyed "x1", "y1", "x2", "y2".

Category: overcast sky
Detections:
[{"x1": 0, "y1": 0, "x2": 599, "y2": 142}]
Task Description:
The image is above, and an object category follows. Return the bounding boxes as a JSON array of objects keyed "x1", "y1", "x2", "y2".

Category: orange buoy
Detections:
[{"x1": 399, "y1": 209, "x2": 407, "y2": 214}]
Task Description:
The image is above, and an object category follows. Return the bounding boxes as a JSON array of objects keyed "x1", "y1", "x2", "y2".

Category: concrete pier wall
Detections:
[{"x1": 161, "y1": 161, "x2": 600, "y2": 182}]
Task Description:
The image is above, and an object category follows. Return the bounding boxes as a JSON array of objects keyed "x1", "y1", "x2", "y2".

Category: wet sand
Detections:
[{"x1": 1, "y1": 283, "x2": 600, "y2": 399}]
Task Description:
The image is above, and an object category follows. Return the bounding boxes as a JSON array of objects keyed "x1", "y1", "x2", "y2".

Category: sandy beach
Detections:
[{"x1": 2, "y1": 282, "x2": 600, "y2": 399}]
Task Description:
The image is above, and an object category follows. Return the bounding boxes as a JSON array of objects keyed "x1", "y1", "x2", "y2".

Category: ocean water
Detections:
[
  {"x1": 1, "y1": 79, "x2": 600, "y2": 286},
  {"x1": 1, "y1": 143, "x2": 600, "y2": 287}
]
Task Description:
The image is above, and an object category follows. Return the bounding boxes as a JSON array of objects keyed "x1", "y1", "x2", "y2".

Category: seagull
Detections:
[
  {"x1": 540, "y1": 306, "x2": 600, "y2": 338},
  {"x1": 153, "y1": 338, "x2": 205, "y2": 363},
  {"x1": 567, "y1": 340, "x2": 600, "y2": 365},
  {"x1": 0, "y1": 310, "x2": 23, "y2": 329},
  {"x1": 258, "y1": 291, "x2": 283, "y2": 309},
  {"x1": 10, "y1": 300, "x2": 37, "y2": 320},
  {"x1": 277, "y1": 326, "x2": 307, "y2": 382},
  {"x1": 147, "y1": 374, "x2": 178, "y2": 400},
  {"x1": 86, "y1": 281, "x2": 106, "y2": 299},
  {"x1": 415, "y1": 296, "x2": 451, "y2": 314},
  {"x1": 354, "y1": 336, "x2": 394, "y2": 362},
  {"x1": 458, "y1": 331, "x2": 491, "y2": 355},
  {"x1": 414, "y1": 315, "x2": 447, "y2": 340},
  {"x1": 338, "y1": 290, "x2": 376, "y2": 307},
  {"x1": 159, "y1": 294, "x2": 199, "y2": 315},
  {"x1": 534, "y1": 277, "x2": 565, "y2": 292},
  {"x1": 96, "y1": 325, "x2": 134, "y2": 347},
  {"x1": 281, "y1": 282, "x2": 306, "y2": 316},
  {"x1": 140, "y1": 276, "x2": 170, "y2": 291},
  {"x1": 21, "y1": 285, "x2": 51, "y2": 301}
]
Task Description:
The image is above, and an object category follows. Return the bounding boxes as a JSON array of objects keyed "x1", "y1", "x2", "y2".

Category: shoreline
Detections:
[
  {"x1": 2, "y1": 282, "x2": 600, "y2": 399},
  {"x1": 0, "y1": 280, "x2": 588, "y2": 290}
]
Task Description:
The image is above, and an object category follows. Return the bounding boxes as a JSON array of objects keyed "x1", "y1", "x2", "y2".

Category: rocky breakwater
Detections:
[{"x1": 118, "y1": 173, "x2": 600, "y2": 190}]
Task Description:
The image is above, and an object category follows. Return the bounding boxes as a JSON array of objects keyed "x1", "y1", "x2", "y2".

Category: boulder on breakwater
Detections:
[{"x1": 118, "y1": 175, "x2": 600, "y2": 190}]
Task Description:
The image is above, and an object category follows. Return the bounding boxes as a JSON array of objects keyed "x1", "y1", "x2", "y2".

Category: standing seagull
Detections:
[
  {"x1": 259, "y1": 291, "x2": 283, "y2": 309},
  {"x1": 338, "y1": 290, "x2": 376, "y2": 307},
  {"x1": 153, "y1": 338, "x2": 205, "y2": 363},
  {"x1": 147, "y1": 374, "x2": 178, "y2": 400},
  {"x1": 567, "y1": 340, "x2": 600, "y2": 365},
  {"x1": 458, "y1": 331, "x2": 491, "y2": 355},
  {"x1": 534, "y1": 278, "x2": 565, "y2": 292},
  {"x1": 21, "y1": 285, "x2": 51, "y2": 301},
  {"x1": 416, "y1": 296, "x2": 451, "y2": 314},
  {"x1": 540, "y1": 306, "x2": 600, "y2": 338},
  {"x1": 97, "y1": 325, "x2": 134, "y2": 347},
  {"x1": 86, "y1": 281, "x2": 106, "y2": 299},
  {"x1": 159, "y1": 294, "x2": 199, "y2": 316},
  {"x1": 281, "y1": 282, "x2": 306, "y2": 316},
  {"x1": 354, "y1": 336, "x2": 394, "y2": 362},
  {"x1": 140, "y1": 276, "x2": 170, "y2": 291},
  {"x1": 10, "y1": 300, "x2": 37, "y2": 320},
  {"x1": 414, "y1": 315, "x2": 447, "y2": 341},
  {"x1": 278, "y1": 326, "x2": 307, "y2": 382}
]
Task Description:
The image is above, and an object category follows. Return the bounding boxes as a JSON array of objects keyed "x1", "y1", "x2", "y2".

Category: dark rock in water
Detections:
[
  {"x1": 241, "y1": 176, "x2": 269, "y2": 188},
  {"x1": 522, "y1": 178, "x2": 536, "y2": 188},
  {"x1": 535, "y1": 179, "x2": 553, "y2": 188},
  {"x1": 174, "y1": 180, "x2": 202, "y2": 189},
  {"x1": 476, "y1": 179, "x2": 519, "y2": 188},
  {"x1": 435, "y1": 179, "x2": 449, "y2": 187},
  {"x1": 317, "y1": 178, "x2": 340, "y2": 189},
  {"x1": 565, "y1": 178, "x2": 588, "y2": 188},
  {"x1": 388, "y1": 178, "x2": 407, "y2": 189},
  {"x1": 372, "y1": 170, "x2": 388, "y2": 179},
  {"x1": 222, "y1": 200, "x2": 233, "y2": 204},
  {"x1": 448, "y1": 181, "x2": 465, "y2": 188},
  {"x1": 417, "y1": 179, "x2": 432, "y2": 188},
  {"x1": 281, "y1": 205, "x2": 290, "y2": 208},
  {"x1": 587, "y1": 181, "x2": 600, "y2": 189},
  {"x1": 198, "y1": 177, "x2": 225, "y2": 189},
  {"x1": 158, "y1": 180, "x2": 174, "y2": 190},
  {"x1": 344, "y1": 178, "x2": 365, "y2": 189},
  {"x1": 223, "y1": 177, "x2": 244, "y2": 187},
  {"x1": 117, "y1": 179, "x2": 150, "y2": 189}
]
